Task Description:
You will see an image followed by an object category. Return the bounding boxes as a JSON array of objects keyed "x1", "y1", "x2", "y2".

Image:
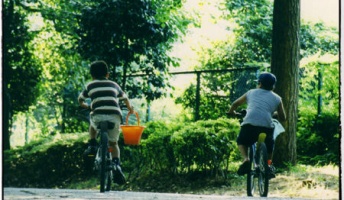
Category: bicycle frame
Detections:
[{"x1": 247, "y1": 133, "x2": 269, "y2": 197}]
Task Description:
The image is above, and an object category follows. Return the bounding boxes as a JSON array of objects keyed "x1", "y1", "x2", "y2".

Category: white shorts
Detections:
[{"x1": 90, "y1": 114, "x2": 121, "y2": 142}]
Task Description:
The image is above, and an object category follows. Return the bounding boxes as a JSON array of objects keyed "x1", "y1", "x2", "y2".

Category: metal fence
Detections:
[{"x1": 124, "y1": 67, "x2": 260, "y2": 122}]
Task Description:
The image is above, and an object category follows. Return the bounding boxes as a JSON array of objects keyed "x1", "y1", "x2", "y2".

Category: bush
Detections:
[
  {"x1": 4, "y1": 133, "x2": 89, "y2": 187},
  {"x1": 4, "y1": 118, "x2": 241, "y2": 187},
  {"x1": 297, "y1": 53, "x2": 339, "y2": 166},
  {"x1": 120, "y1": 118, "x2": 241, "y2": 181},
  {"x1": 171, "y1": 118, "x2": 239, "y2": 176},
  {"x1": 297, "y1": 109, "x2": 339, "y2": 165}
]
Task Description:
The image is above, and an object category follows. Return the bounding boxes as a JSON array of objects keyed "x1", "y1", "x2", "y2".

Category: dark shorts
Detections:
[{"x1": 237, "y1": 124, "x2": 275, "y2": 154}]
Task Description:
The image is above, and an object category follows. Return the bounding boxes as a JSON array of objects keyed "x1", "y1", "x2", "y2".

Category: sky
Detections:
[{"x1": 300, "y1": 0, "x2": 339, "y2": 27}]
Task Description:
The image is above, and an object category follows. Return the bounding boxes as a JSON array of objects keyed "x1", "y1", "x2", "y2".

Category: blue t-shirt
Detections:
[{"x1": 242, "y1": 88, "x2": 281, "y2": 128}]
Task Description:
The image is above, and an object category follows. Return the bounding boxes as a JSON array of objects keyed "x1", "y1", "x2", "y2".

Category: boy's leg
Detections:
[
  {"x1": 264, "y1": 129, "x2": 276, "y2": 178},
  {"x1": 89, "y1": 125, "x2": 97, "y2": 140},
  {"x1": 109, "y1": 141, "x2": 125, "y2": 185},
  {"x1": 238, "y1": 144, "x2": 249, "y2": 162},
  {"x1": 265, "y1": 130, "x2": 275, "y2": 164},
  {"x1": 84, "y1": 125, "x2": 98, "y2": 156},
  {"x1": 107, "y1": 115, "x2": 126, "y2": 185},
  {"x1": 237, "y1": 144, "x2": 250, "y2": 175},
  {"x1": 109, "y1": 141, "x2": 120, "y2": 160},
  {"x1": 236, "y1": 125, "x2": 256, "y2": 175}
]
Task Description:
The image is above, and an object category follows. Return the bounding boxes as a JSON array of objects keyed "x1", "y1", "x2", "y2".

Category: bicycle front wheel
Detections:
[
  {"x1": 100, "y1": 130, "x2": 110, "y2": 193},
  {"x1": 258, "y1": 142, "x2": 269, "y2": 197},
  {"x1": 246, "y1": 145, "x2": 255, "y2": 196},
  {"x1": 105, "y1": 168, "x2": 112, "y2": 191}
]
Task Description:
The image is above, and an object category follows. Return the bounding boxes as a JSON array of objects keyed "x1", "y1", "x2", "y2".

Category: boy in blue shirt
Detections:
[{"x1": 227, "y1": 72, "x2": 286, "y2": 178}]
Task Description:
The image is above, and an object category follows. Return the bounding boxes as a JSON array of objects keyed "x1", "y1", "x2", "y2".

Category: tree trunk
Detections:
[
  {"x1": 271, "y1": 0, "x2": 300, "y2": 166},
  {"x1": 3, "y1": 86, "x2": 11, "y2": 150}
]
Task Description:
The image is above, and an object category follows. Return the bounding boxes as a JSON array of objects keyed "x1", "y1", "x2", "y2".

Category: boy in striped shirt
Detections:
[{"x1": 78, "y1": 60, "x2": 134, "y2": 185}]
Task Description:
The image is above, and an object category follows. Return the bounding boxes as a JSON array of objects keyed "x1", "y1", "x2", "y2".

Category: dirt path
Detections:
[{"x1": 3, "y1": 187, "x2": 312, "y2": 200}]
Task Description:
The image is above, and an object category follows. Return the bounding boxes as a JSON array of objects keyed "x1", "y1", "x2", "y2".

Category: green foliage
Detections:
[
  {"x1": 121, "y1": 118, "x2": 241, "y2": 181},
  {"x1": 5, "y1": 114, "x2": 340, "y2": 188},
  {"x1": 297, "y1": 110, "x2": 339, "y2": 165},
  {"x1": 177, "y1": 0, "x2": 338, "y2": 122},
  {"x1": 75, "y1": 0, "x2": 189, "y2": 101},
  {"x1": 175, "y1": 69, "x2": 258, "y2": 121},
  {"x1": 225, "y1": 0, "x2": 273, "y2": 66},
  {"x1": 4, "y1": 118, "x2": 241, "y2": 188},
  {"x1": 171, "y1": 118, "x2": 239, "y2": 175},
  {"x1": 299, "y1": 54, "x2": 339, "y2": 112},
  {"x1": 4, "y1": 133, "x2": 89, "y2": 187},
  {"x1": 176, "y1": 84, "x2": 232, "y2": 120},
  {"x1": 300, "y1": 22, "x2": 339, "y2": 58},
  {"x1": 6, "y1": 0, "x2": 191, "y2": 141},
  {"x1": 3, "y1": 0, "x2": 42, "y2": 114},
  {"x1": 297, "y1": 54, "x2": 339, "y2": 165},
  {"x1": 176, "y1": 0, "x2": 273, "y2": 119},
  {"x1": 29, "y1": 21, "x2": 89, "y2": 133}
]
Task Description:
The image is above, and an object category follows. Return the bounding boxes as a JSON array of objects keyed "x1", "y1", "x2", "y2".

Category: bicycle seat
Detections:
[
  {"x1": 258, "y1": 133, "x2": 267, "y2": 143},
  {"x1": 97, "y1": 121, "x2": 115, "y2": 130}
]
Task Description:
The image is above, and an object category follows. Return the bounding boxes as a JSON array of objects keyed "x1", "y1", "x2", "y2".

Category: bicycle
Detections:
[
  {"x1": 228, "y1": 110, "x2": 271, "y2": 197},
  {"x1": 246, "y1": 132, "x2": 269, "y2": 197},
  {"x1": 93, "y1": 121, "x2": 115, "y2": 193},
  {"x1": 81, "y1": 107, "x2": 129, "y2": 192}
]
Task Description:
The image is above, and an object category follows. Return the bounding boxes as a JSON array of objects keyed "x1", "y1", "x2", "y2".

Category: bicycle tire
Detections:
[
  {"x1": 258, "y1": 142, "x2": 269, "y2": 197},
  {"x1": 246, "y1": 145, "x2": 255, "y2": 196},
  {"x1": 105, "y1": 169, "x2": 112, "y2": 191},
  {"x1": 100, "y1": 129, "x2": 109, "y2": 193}
]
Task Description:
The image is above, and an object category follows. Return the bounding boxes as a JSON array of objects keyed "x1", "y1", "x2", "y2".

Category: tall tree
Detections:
[
  {"x1": 35, "y1": 0, "x2": 187, "y2": 101},
  {"x1": 3, "y1": 0, "x2": 42, "y2": 149},
  {"x1": 270, "y1": 0, "x2": 300, "y2": 166},
  {"x1": 11, "y1": 0, "x2": 189, "y2": 134},
  {"x1": 76, "y1": 0, "x2": 187, "y2": 102}
]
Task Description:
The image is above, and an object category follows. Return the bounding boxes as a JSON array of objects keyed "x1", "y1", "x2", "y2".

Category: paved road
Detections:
[{"x1": 4, "y1": 188, "x2": 311, "y2": 200}]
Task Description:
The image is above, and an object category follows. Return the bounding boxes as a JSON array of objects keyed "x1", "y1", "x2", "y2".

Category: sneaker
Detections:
[
  {"x1": 237, "y1": 161, "x2": 250, "y2": 176},
  {"x1": 268, "y1": 165, "x2": 276, "y2": 179},
  {"x1": 113, "y1": 163, "x2": 126, "y2": 185},
  {"x1": 83, "y1": 146, "x2": 97, "y2": 157}
]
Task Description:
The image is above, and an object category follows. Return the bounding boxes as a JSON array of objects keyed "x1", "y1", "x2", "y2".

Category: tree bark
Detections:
[
  {"x1": 271, "y1": 0, "x2": 300, "y2": 166},
  {"x1": 3, "y1": 86, "x2": 11, "y2": 150}
]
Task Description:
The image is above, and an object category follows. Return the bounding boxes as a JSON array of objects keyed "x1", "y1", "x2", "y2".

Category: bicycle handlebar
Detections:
[{"x1": 226, "y1": 109, "x2": 247, "y2": 118}]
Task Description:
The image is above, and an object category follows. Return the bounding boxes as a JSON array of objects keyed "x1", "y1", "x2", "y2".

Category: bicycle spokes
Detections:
[{"x1": 246, "y1": 137, "x2": 269, "y2": 197}]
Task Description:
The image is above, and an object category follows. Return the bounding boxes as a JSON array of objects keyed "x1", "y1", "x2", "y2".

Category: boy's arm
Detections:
[
  {"x1": 78, "y1": 93, "x2": 90, "y2": 109},
  {"x1": 123, "y1": 98, "x2": 134, "y2": 113},
  {"x1": 277, "y1": 101, "x2": 286, "y2": 122},
  {"x1": 227, "y1": 93, "x2": 247, "y2": 114}
]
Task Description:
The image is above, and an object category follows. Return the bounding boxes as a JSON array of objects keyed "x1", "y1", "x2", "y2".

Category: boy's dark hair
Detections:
[
  {"x1": 258, "y1": 72, "x2": 276, "y2": 90},
  {"x1": 90, "y1": 60, "x2": 109, "y2": 79}
]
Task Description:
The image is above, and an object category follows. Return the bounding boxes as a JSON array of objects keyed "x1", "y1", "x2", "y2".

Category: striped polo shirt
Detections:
[{"x1": 78, "y1": 79, "x2": 128, "y2": 116}]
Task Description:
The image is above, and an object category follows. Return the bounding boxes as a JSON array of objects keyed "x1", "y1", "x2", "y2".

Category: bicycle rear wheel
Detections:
[
  {"x1": 258, "y1": 142, "x2": 269, "y2": 197},
  {"x1": 105, "y1": 163, "x2": 112, "y2": 191},
  {"x1": 246, "y1": 145, "x2": 255, "y2": 196},
  {"x1": 100, "y1": 130, "x2": 110, "y2": 193}
]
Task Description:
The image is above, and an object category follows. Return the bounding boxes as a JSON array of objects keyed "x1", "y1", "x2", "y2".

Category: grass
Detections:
[
  {"x1": 66, "y1": 163, "x2": 340, "y2": 199},
  {"x1": 268, "y1": 164, "x2": 339, "y2": 199}
]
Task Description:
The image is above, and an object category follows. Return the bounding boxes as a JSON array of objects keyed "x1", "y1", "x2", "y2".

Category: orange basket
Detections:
[{"x1": 120, "y1": 112, "x2": 145, "y2": 145}]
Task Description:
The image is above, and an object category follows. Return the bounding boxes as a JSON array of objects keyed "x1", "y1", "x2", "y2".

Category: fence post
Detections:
[
  {"x1": 317, "y1": 68, "x2": 323, "y2": 116},
  {"x1": 146, "y1": 101, "x2": 151, "y2": 122},
  {"x1": 195, "y1": 72, "x2": 201, "y2": 121}
]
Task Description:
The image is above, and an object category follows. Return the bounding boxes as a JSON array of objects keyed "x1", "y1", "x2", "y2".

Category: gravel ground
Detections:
[{"x1": 3, "y1": 187, "x2": 312, "y2": 200}]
